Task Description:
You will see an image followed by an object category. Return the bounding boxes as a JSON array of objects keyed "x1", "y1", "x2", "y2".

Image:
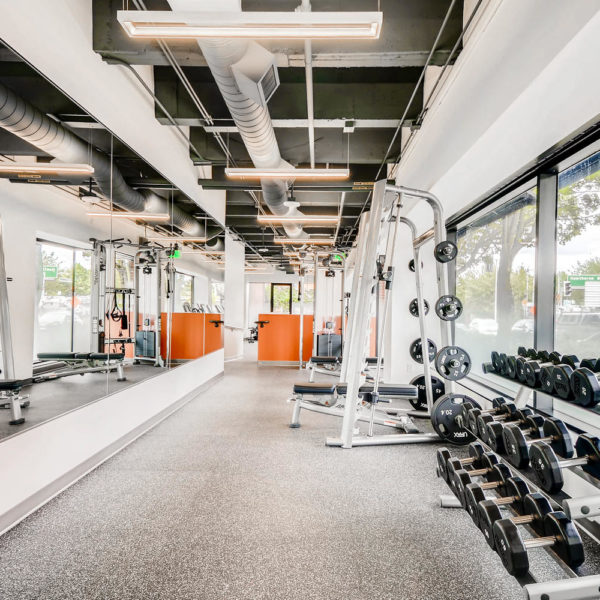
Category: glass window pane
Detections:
[
  {"x1": 72, "y1": 249, "x2": 92, "y2": 352},
  {"x1": 455, "y1": 188, "x2": 537, "y2": 377},
  {"x1": 35, "y1": 243, "x2": 74, "y2": 354},
  {"x1": 271, "y1": 284, "x2": 291, "y2": 314},
  {"x1": 174, "y1": 272, "x2": 193, "y2": 312},
  {"x1": 555, "y1": 150, "x2": 600, "y2": 355}
]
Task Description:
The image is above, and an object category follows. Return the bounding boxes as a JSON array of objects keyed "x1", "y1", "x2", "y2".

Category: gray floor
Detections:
[
  {"x1": 0, "y1": 364, "x2": 165, "y2": 441},
  {"x1": 0, "y1": 352, "x2": 554, "y2": 599}
]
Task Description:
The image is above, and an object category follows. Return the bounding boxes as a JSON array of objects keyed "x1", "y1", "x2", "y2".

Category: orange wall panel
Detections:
[
  {"x1": 160, "y1": 313, "x2": 206, "y2": 360},
  {"x1": 204, "y1": 313, "x2": 224, "y2": 354},
  {"x1": 257, "y1": 313, "x2": 313, "y2": 362}
]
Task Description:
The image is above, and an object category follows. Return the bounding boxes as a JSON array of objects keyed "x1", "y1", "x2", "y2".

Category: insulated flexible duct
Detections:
[{"x1": 0, "y1": 81, "x2": 222, "y2": 248}]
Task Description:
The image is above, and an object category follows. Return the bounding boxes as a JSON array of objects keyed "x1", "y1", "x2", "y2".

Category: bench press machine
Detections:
[
  {"x1": 289, "y1": 381, "x2": 420, "y2": 432},
  {"x1": 34, "y1": 352, "x2": 127, "y2": 383}
]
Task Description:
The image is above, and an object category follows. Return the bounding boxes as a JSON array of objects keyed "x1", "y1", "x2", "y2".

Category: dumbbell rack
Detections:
[{"x1": 441, "y1": 418, "x2": 600, "y2": 597}]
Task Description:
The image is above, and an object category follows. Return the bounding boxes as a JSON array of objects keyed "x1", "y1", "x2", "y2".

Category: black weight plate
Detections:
[
  {"x1": 506, "y1": 356, "x2": 519, "y2": 379},
  {"x1": 498, "y1": 353, "x2": 509, "y2": 376},
  {"x1": 515, "y1": 357, "x2": 529, "y2": 382},
  {"x1": 539, "y1": 366, "x2": 556, "y2": 395},
  {"x1": 543, "y1": 512, "x2": 585, "y2": 570},
  {"x1": 571, "y1": 368, "x2": 600, "y2": 407},
  {"x1": 575, "y1": 435, "x2": 600, "y2": 481},
  {"x1": 430, "y1": 393, "x2": 480, "y2": 445},
  {"x1": 491, "y1": 351, "x2": 502, "y2": 373},
  {"x1": 409, "y1": 338, "x2": 437, "y2": 364},
  {"x1": 409, "y1": 298, "x2": 429, "y2": 317},
  {"x1": 523, "y1": 360, "x2": 541, "y2": 387},
  {"x1": 434, "y1": 240, "x2": 458, "y2": 263},
  {"x1": 435, "y1": 346, "x2": 472, "y2": 381},
  {"x1": 529, "y1": 442, "x2": 564, "y2": 494},
  {"x1": 434, "y1": 295, "x2": 463, "y2": 321},
  {"x1": 502, "y1": 425, "x2": 530, "y2": 469},
  {"x1": 493, "y1": 520, "x2": 529, "y2": 577},
  {"x1": 553, "y1": 365, "x2": 574, "y2": 399},
  {"x1": 409, "y1": 375, "x2": 445, "y2": 410},
  {"x1": 408, "y1": 259, "x2": 423, "y2": 272}
]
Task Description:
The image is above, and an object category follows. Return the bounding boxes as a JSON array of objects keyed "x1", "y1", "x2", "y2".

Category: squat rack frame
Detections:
[{"x1": 327, "y1": 180, "x2": 456, "y2": 448}]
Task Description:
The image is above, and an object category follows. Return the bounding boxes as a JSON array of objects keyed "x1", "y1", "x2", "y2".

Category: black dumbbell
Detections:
[
  {"x1": 465, "y1": 475, "x2": 529, "y2": 527},
  {"x1": 493, "y1": 510, "x2": 584, "y2": 576},
  {"x1": 462, "y1": 398, "x2": 507, "y2": 435},
  {"x1": 506, "y1": 349, "x2": 539, "y2": 380},
  {"x1": 570, "y1": 364, "x2": 600, "y2": 407},
  {"x1": 502, "y1": 417, "x2": 574, "y2": 469},
  {"x1": 515, "y1": 350, "x2": 550, "y2": 383},
  {"x1": 479, "y1": 488, "x2": 548, "y2": 550},
  {"x1": 522, "y1": 351, "x2": 562, "y2": 388},
  {"x1": 436, "y1": 442, "x2": 486, "y2": 483},
  {"x1": 529, "y1": 435, "x2": 600, "y2": 493},
  {"x1": 479, "y1": 408, "x2": 534, "y2": 449},
  {"x1": 453, "y1": 461, "x2": 512, "y2": 508},
  {"x1": 447, "y1": 451, "x2": 499, "y2": 494}
]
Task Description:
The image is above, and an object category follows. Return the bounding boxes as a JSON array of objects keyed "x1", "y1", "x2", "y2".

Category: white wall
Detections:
[
  {"x1": 0, "y1": 180, "x2": 221, "y2": 378},
  {"x1": 0, "y1": 0, "x2": 225, "y2": 224},
  {"x1": 223, "y1": 232, "x2": 245, "y2": 360}
]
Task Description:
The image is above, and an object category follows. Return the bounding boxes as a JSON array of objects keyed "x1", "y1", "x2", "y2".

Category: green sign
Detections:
[
  {"x1": 168, "y1": 249, "x2": 182, "y2": 259},
  {"x1": 43, "y1": 265, "x2": 58, "y2": 280},
  {"x1": 568, "y1": 275, "x2": 600, "y2": 288}
]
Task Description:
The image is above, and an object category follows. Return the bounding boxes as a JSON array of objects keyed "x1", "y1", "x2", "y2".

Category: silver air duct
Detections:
[
  {"x1": 0, "y1": 81, "x2": 223, "y2": 248},
  {"x1": 197, "y1": 38, "x2": 303, "y2": 238}
]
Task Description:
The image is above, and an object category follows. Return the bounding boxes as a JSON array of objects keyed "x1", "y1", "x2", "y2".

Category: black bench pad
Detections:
[
  {"x1": 89, "y1": 353, "x2": 125, "y2": 361},
  {"x1": 293, "y1": 382, "x2": 336, "y2": 394},
  {"x1": 365, "y1": 357, "x2": 383, "y2": 365},
  {"x1": 37, "y1": 352, "x2": 79, "y2": 360},
  {"x1": 310, "y1": 356, "x2": 339, "y2": 364},
  {"x1": 336, "y1": 383, "x2": 417, "y2": 397},
  {"x1": 0, "y1": 378, "x2": 33, "y2": 391}
]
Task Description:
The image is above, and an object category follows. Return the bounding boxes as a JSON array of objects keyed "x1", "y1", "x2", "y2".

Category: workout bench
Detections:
[
  {"x1": 34, "y1": 352, "x2": 127, "y2": 383},
  {"x1": 289, "y1": 380, "x2": 419, "y2": 432}
]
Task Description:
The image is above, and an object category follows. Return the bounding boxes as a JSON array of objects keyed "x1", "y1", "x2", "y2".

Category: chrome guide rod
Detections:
[
  {"x1": 337, "y1": 179, "x2": 387, "y2": 448},
  {"x1": 400, "y1": 217, "x2": 435, "y2": 414},
  {"x1": 368, "y1": 194, "x2": 402, "y2": 436},
  {"x1": 298, "y1": 271, "x2": 304, "y2": 370}
]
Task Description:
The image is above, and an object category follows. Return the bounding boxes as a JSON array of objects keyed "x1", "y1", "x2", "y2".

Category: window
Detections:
[
  {"x1": 555, "y1": 149, "x2": 600, "y2": 356},
  {"x1": 35, "y1": 241, "x2": 92, "y2": 354},
  {"x1": 455, "y1": 188, "x2": 537, "y2": 376},
  {"x1": 292, "y1": 281, "x2": 314, "y2": 314},
  {"x1": 271, "y1": 283, "x2": 292, "y2": 314},
  {"x1": 211, "y1": 281, "x2": 224, "y2": 307},
  {"x1": 174, "y1": 272, "x2": 194, "y2": 312}
]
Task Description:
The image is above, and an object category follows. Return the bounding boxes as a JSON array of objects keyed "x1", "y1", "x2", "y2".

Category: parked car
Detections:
[{"x1": 468, "y1": 318, "x2": 498, "y2": 335}]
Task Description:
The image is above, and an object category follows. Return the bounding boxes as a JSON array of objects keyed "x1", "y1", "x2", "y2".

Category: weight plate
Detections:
[
  {"x1": 434, "y1": 295, "x2": 463, "y2": 321},
  {"x1": 435, "y1": 346, "x2": 472, "y2": 381},
  {"x1": 409, "y1": 375, "x2": 445, "y2": 410},
  {"x1": 434, "y1": 240, "x2": 458, "y2": 263},
  {"x1": 491, "y1": 351, "x2": 502, "y2": 373},
  {"x1": 553, "y1": 365, "x2": 573, "y2": 399},
  {"x1": 409, "y1": 298, "x2": 429, "y2": 317},
  {"x1": 431, "y1": 393, "x2": 481, "y2": 445},
  {"x1": 409, "y1": 338, "x2": 437, "y2": 364}
]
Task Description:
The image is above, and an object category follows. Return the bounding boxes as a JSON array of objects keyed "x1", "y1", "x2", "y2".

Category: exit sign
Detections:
[
  {"x1": 568, "y1": 275, "x2": 600, "y2": 288},
  {"x1": 43, "y1": 265, "x2": 58, "y2": 280}
]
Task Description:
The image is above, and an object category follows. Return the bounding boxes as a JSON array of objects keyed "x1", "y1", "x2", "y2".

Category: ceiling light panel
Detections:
[
  {"x1": 117, "y1": 11, "x2": 382, "y2": 40},
  {"x1": 225, "y1": 167, "x2": 349, "y2": 180}
]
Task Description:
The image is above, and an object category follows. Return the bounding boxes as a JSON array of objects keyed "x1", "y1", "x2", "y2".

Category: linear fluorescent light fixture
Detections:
[
  {"x1": 117, "y1": 11, "x2": 382, "y2": 40},
  {"x1": 0, "y1": 162, "x2": 94, "y2": 176},
  {"x1": 87, "y1": 212, "x2": 170, "y2": 220},
  {"x1": 257, "y1": 215, "x2": 340, "y2": 224},
  {"x1": 146, "y1": 236, "x2": 207, "y2": 242},
  {"x1": 274, "y1": 237, "x2": 334, "y2": 245},
  {"x1": 225, "y1": 167, "x2": 349, "y2": 180}
]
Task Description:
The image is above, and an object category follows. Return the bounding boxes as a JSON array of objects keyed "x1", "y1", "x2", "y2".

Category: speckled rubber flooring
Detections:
[{"x1": 0, "y1": 352, "x2": 546, "y2": 599}]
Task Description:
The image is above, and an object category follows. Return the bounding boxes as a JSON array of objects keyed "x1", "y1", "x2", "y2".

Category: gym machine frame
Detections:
[{"x1": 327, "y1": 180, "x2": 457, "y2": 448}]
